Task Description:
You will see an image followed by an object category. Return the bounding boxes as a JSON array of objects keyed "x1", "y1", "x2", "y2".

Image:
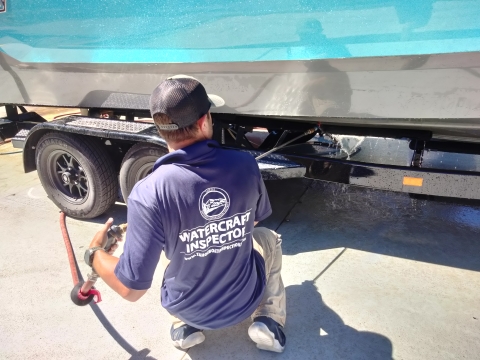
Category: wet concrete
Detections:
[
  {"x1": 273, "y1": 181, "x2": 480, "y2": 359},
  {"x1": 1, "y1": 142, "x2": 480, "y2": 359}
]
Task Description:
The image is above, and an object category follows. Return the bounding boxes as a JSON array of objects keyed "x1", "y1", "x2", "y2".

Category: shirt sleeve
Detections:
[
  {"x1": 255, "y1": 174, "x2": 272, "y2": 222},
  {"x1": 114, "y1": 196, "x2": 165, "y2": 290}
]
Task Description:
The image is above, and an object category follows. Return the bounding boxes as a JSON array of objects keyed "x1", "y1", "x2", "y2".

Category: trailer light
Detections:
[{"x1": 403, "y1": 177, "x2": 423, "y2": 187}]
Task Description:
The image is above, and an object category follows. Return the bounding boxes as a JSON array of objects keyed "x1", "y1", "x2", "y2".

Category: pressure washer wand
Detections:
[
  {"x1": 69, "y1": 223, "x2": 127, "y2": 306},
  {"x1": 254, "y1": 125, "x2": 320, "y2": 161}
]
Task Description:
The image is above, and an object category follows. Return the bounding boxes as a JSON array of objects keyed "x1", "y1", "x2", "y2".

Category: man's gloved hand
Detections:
[{"x1": 89, "y1": 218, "x2": 120, "y2": 255}]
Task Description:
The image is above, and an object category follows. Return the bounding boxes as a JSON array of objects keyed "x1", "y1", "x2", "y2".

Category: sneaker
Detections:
[
  {"x1": 248, "y1": 316, "x2": 286, "y2": 353},
  {"x1": 170, "y1": 324, "x2": 205, "y2": 350}
]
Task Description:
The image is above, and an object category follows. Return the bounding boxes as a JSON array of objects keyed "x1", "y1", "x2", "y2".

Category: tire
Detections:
[
  {"x1": 36, "y1": 132, "x2": 118, "y2": 219},
  {"x1": 119, "y1": 143, "x2": 167, "y2": 202}
]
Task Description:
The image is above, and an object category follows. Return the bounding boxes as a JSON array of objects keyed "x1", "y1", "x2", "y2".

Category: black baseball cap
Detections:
[{"x1": 149, "y1": 75, "x2": 225, "y2": 130}]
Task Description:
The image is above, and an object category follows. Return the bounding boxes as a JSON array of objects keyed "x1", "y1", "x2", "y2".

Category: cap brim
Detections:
[
  {"x1": 208, "y1": 94, "x2": 225, "y2": 108},
  {"x1": 167, "y1": 74, "x2": 197, "y2": 81}
]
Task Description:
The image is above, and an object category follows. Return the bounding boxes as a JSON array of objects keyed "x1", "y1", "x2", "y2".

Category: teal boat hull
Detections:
[{"x1": 1, "y1": 0, "x2": 480, "y2": 141}]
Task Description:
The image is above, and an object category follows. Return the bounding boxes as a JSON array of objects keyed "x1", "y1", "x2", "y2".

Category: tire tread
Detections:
[
  {"x1": 119, "y1": 142, "x2": 167, "y2": 202},
  {"x1": 36, "y1": 132, "x2": 118, "y2": 218}
]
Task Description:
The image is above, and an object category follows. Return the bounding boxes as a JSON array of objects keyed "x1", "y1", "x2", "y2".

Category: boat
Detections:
[{"x1": 3, "y1": 0, "x2": 480, "y2": 218}]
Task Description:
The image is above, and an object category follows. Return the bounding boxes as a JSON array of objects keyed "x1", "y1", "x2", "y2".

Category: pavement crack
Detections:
[
  {"x1": 275, "y1": 179, "x2": 313, "y2": 232},
  {"x1": 312, "y1": 247, "x2": 347, "y2": 282}
]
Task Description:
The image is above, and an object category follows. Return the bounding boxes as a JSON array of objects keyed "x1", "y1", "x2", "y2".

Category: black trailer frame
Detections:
[{"x1": 2, "y1": 104, "x2": 480, "y2": 209}]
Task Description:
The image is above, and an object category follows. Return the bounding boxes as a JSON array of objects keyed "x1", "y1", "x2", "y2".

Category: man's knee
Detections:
[{"x1": 253, "y1": 227, "x2": 280, "y2": 254}]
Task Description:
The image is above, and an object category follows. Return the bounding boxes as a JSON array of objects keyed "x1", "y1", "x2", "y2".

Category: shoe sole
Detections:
[
  {"x1": 248, "y1": 322, "x2": 285, "y2": 353},
  {"x1": 172, "y1": 332, "x2": 205, "y2": 350}
]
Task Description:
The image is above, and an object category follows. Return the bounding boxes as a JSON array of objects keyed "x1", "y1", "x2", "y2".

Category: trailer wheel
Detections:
[
  {"x1": 36, "y1": 132, "x2": 118, "y2": 219},
  {"x1": 119, "y1": 143, "x2": 167, "y2": 202}
]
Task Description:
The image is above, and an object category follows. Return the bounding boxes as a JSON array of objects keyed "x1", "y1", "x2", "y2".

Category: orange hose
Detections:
[{"x1": 59, "y1": 212, "x2": 80, "y2": 284}]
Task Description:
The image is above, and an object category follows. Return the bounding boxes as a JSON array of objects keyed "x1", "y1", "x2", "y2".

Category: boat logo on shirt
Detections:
[
  {"x1": 199, "y1": 187, "x2": 230, "y2": 221},
  {"x1": 0, "y1": 0, "x2": 6, "y2": 13}
]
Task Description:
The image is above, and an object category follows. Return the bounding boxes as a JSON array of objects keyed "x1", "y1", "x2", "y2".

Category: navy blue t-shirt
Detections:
[{"x1": 114, "y1": 140, "x2": 272, "y2": 329}]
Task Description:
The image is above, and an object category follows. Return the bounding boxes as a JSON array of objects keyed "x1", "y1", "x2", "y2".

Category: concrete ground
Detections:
[{"x1": 1, "y1": 140, "x2": 480, "y2": 359}]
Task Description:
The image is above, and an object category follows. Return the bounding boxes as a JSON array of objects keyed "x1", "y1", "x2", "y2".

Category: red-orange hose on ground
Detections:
[{"x1": 59, "y1": 211, "x2": 80, "y2": 285}]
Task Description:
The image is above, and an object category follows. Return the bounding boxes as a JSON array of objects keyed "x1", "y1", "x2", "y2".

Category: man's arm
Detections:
[
  {"x1": 89, "y1": 218, "x2": 147, "y2": 302},
  {"x1": 254, "y1": 170, "x2": 273, "y2": 223}
]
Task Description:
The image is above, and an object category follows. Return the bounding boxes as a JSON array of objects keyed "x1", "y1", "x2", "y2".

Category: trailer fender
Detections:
[{"x1": 22, "y1": 116, "x2": 166, "y2": 173}]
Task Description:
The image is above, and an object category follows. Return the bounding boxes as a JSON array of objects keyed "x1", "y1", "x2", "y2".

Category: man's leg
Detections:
[
  {"x1": 162, "y1": 252, "x2": 205, "y2": 350},
  {"x1": 248, "y1": 227, "x2": 286, "y2": 352},
  {"x1": 169, "y1": 315, "x2": 205, "y2": 350}
]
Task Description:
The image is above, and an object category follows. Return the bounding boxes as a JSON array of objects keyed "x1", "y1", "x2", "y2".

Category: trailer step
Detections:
[
  {"x1": 11, "y1": 129, "x2": 30, "y2": 149},
  {"x1": 68, "y1": 118, "x2": 154, "y2": 133}
]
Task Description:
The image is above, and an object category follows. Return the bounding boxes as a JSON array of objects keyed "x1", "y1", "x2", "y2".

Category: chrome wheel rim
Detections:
[{"x1": 48, "y1": 150, "x2": 89, "y2": 203}]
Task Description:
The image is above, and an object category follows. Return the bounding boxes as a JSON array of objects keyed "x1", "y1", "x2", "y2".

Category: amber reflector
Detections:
[{"x1": 403, "y1": 177, "x2": 423, "y2": 187}]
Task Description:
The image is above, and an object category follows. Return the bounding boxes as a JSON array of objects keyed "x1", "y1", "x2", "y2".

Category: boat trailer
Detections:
[{"x1": 2, "y1": 104, "x2": 480, "y2": 213}]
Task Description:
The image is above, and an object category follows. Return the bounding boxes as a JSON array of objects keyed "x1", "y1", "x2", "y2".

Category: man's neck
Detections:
[{"x1": 167, "y1": 138, "x2": 205, "y2": 152}]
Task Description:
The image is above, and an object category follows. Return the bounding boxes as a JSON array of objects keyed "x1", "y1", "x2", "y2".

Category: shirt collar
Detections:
[{"x1": 152, "y1": 139, "x2": 220, "y2": 171}]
